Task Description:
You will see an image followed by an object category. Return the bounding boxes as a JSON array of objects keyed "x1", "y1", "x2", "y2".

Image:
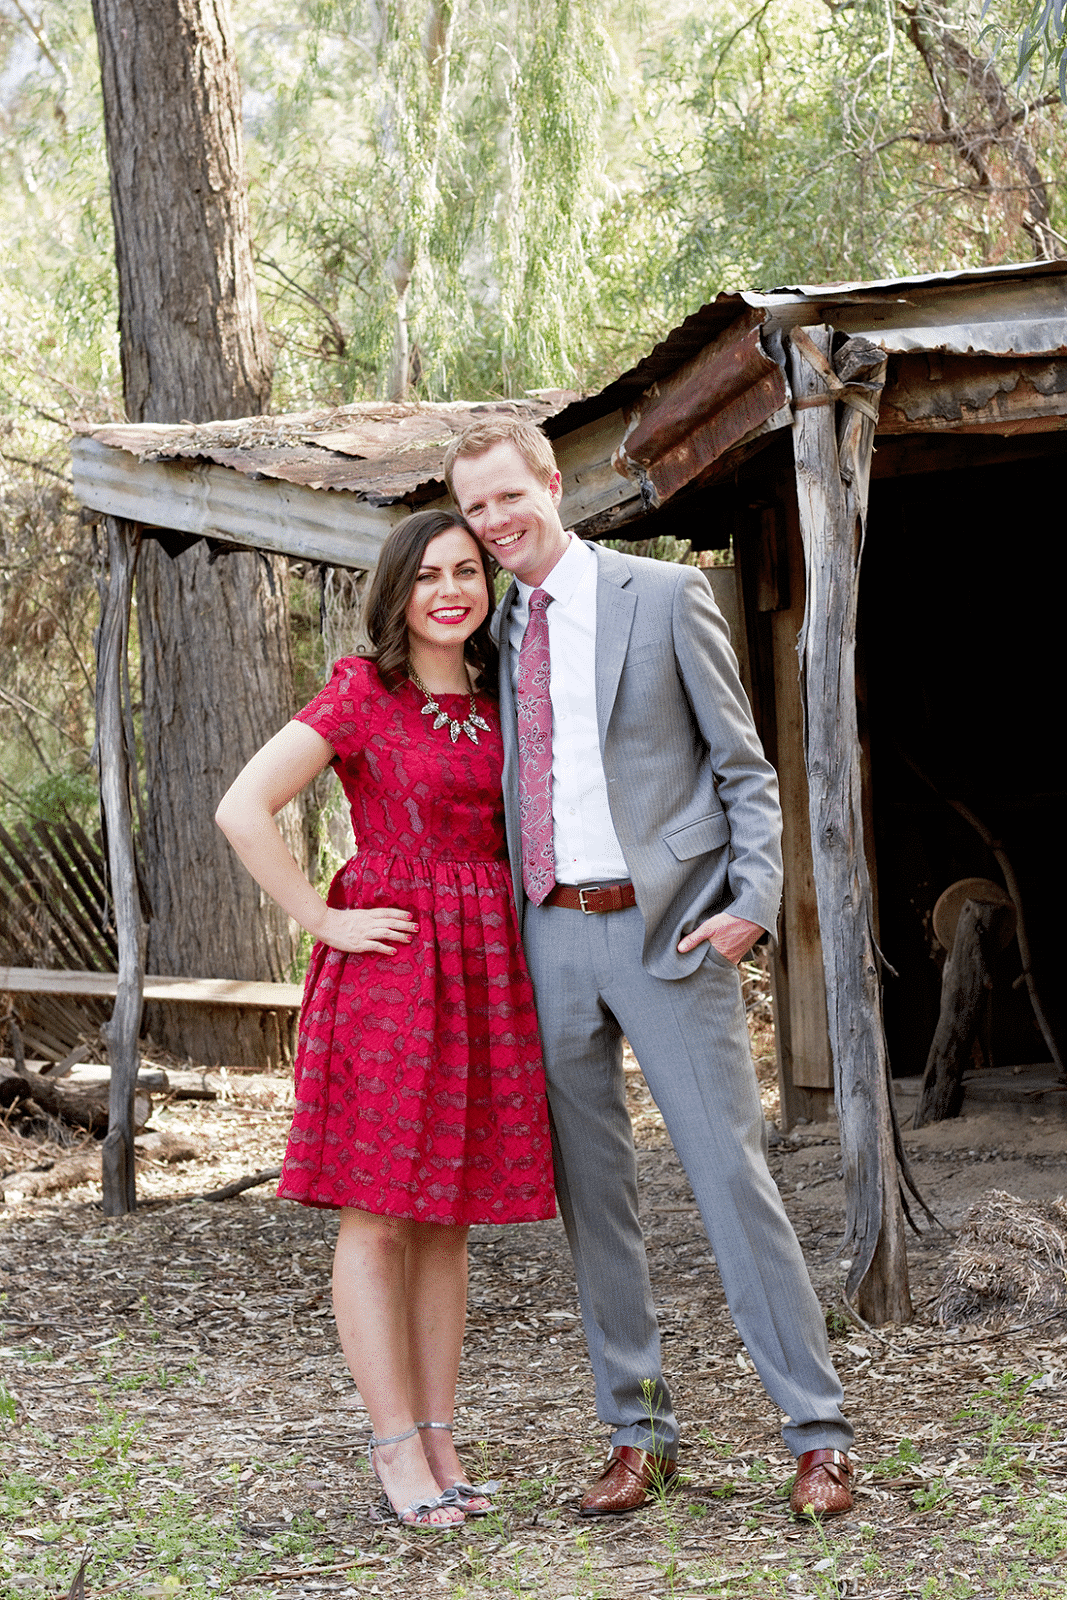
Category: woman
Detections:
[{"x1": 215, "y1": 510, "x2": 554, "y2": 1529}]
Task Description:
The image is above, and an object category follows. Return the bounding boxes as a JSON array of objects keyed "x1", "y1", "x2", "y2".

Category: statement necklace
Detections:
[{"x1": 408, "y1": 665, "x2": 490, "y2": 745}]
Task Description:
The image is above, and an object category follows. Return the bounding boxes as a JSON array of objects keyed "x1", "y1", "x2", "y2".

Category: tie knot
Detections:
[{"x1": 529, "y1": 588, "x2": 552, "y2": 614}]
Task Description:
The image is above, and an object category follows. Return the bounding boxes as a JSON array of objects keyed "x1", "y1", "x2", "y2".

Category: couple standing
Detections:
[{"x1": 218, "y1": 413, "x2": 853, "y2": 1527}]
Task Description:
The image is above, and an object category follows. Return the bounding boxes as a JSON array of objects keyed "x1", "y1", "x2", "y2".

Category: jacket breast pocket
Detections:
[{"x1": 663, "y1": 811, "x2": 730, "y2": 861}]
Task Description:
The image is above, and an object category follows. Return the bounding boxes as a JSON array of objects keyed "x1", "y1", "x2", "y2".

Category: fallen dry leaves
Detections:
[{"x1": 1, "y1": 1006, "x2": 1065, "y2": 1599}]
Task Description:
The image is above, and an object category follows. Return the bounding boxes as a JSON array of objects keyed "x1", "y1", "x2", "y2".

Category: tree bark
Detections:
[
  {"x1": 91, "y1": 0, "x2": 303, "y2": 1066},
  {"x1": 789, "y1": 326, "x2": 913, "y2": 1326},
  {"x1": 138, "y1": 537, "x2": 303, "y2": 1066},
  {"x1": 91, "y1": 0, "x2": 272, "y2": 423}
]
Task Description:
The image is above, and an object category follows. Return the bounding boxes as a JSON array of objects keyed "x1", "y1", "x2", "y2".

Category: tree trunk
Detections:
[
  {"x1": 914, "y1": 898, "x2": 1011, "y2": 1127},
  {"x1": 91, "y1": 0, "x2": 272, "y2": 423},
  {"x1": 92, "y1": 0, "x2": 303, "y2": 1067},
  {"x1": 138, "y1": 536, "x2": 304, "y2": 1066},
  {"x1": 789, "y1": 325, "x2": 913, "y2": 1326}
]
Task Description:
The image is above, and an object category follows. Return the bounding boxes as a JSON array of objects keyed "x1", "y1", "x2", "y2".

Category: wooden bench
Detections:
[{"x1": 0, "y1": 966, "x2": 303, "y2": 1009}]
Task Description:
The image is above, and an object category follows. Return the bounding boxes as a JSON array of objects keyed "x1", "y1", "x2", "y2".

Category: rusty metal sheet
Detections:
[
  {"x1": 613, "y1": 308, "x2": 790, "y2": 504},
  {"x1": 880, "y1": 353, "x2": 1067, "y2": 432},
  {"x1": 76, "y1": 396, "x2": 575, "y2": 502},
  {"x1": 553, "y1": 263, "x2": 1067, "y2": 440},
  {"x1": 196, "y1": 445, "x2": 453, "y2": 502}
]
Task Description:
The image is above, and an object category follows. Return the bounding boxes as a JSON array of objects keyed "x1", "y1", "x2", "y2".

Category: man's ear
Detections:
[{"x1": 548, "y1": 470, "x2": 563, "y2": 506}]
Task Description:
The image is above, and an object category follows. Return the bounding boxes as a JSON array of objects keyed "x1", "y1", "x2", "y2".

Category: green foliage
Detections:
[
  {"x1": 242, "y1": 0, "x2": 617, "y2": 405},
  {"x1": 603, "y1": 534, "x2": 697, "y2": 566},
  {"x1": 1018, "y1": 1487, "x2": 1067, "y2": 1559},
  {"x1": 1, "y1": 0, "x2": 1064, "y2": 822},
  {"x1": 599, "y1": 0, "x2": 1066, "y2": 338},
  {"x1": 873, "y1": 1436, "x2": 923, "y2": 1475},
  {"x1": 980, "y1": 0, "x2": 1067, "y2": 97},
  {"x1": 912, "y1": 1477, "x2": 954, "y2": 1512}
]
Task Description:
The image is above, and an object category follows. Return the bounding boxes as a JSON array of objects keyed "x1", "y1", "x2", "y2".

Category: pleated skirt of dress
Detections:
[{"x1": 277, "y1": 849, "x2": 555, "y2": 1225}]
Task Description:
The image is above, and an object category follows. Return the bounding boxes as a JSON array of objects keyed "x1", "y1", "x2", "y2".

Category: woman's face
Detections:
[{"x1": 404, "y1": 526, "x2": 490, "y2": 658}]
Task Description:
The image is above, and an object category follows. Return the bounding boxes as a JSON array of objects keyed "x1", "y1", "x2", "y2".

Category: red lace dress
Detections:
[{"x1": 277, "y1": 656, "x2": 554, "y2": 1225}]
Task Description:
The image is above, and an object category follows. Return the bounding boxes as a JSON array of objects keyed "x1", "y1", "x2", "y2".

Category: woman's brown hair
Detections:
[{"x1": 365, "y1": 509, "x2": 498, "y2": 692}]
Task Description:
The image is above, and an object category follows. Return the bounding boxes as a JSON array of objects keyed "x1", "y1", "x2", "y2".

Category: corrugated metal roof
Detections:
[
  {"x1": 76, "y1": 396, "x2": 577, "y2": 505},
  {"x1": 558, "y1": 259, "x2": 1067, "y2": 435},
  {"x1": 73, "y1": 260, "x2": 1067, "y2": 523},
  {"x1": 747, "y1": 261, "x2": 1067, "y2": 357}
]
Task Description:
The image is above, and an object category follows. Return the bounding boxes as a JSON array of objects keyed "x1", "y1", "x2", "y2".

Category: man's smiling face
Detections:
[{"x1": 450, "y1": 440, "x2": 569, "y2": 589}]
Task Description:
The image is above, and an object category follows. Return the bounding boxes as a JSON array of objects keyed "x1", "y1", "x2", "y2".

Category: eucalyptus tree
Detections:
[
  {"x1": 598, "y1": 0, "x2": 1064, "y2": 332},
  {"x1": 242, "y1": 0, "x2": 618, "y2": 403}
]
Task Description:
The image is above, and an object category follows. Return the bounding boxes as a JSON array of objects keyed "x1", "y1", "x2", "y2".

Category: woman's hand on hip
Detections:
[{"x1": 316, "y1": 905, "x2": 416, "y2": 955}]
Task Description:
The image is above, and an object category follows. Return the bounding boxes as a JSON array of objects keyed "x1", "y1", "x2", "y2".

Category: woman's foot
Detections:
[
  {"x1": 368, "y1": 1426, "x2": 465, "y2": 1528},
  {"x1": 417, "y1": 1420, "x2": 499, "y2": 1515}
]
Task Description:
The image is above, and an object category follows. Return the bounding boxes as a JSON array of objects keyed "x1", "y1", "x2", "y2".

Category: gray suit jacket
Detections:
[{"x1": 497, "y1": 542, "x2": 784, "y2": 980}]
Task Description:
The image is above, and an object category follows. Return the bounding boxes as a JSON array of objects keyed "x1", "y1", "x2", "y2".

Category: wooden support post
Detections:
[
  {"x1": 94, "y1": 515, "x2": 146, "y2": 1215},
  {"x1": 769, "y1": 491, "x2": 834, "y2": 1126},
  {"x1": 789, "y1": 326, "x2": 912, "y2": 1325}
]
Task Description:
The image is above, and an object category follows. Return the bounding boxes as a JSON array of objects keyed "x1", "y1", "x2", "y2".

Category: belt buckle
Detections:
[{"x1": 578, "y1": 886, "x2": 602, "y2": 915}]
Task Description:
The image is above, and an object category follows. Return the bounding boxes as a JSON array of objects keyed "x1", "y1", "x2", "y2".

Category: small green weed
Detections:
[
  {"x1": 873, "y1": 1436, "x2": 922, "y2": 1475},
  {"x1": 956, "y1": 1370, "x2": 1041, "y2": 1483},
  {"x1": 912, "y1": 1478, "x2": 953, "y2": 1513},
  {"x1": 1018, "y1": 1487, "x2": 1067, "y2": 1560}
]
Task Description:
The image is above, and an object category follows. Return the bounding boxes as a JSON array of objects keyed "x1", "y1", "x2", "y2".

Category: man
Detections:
[{"x1": 445, "y1": 416, "x2": 853, "y2": 1520}]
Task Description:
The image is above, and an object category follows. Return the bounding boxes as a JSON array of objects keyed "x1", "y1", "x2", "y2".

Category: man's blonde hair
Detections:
[{"x1": 443, "y1": 414, "x2": 558, "y2": 499}]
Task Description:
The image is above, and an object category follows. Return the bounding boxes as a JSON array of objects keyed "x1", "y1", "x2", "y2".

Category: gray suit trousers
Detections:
[{"x1": 523, "y1": 897, "x2": 853, "y2": 1460}]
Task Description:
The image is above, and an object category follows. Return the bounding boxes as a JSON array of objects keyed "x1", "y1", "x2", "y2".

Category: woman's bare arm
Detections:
[{"x1": 215, "y1": 721, "x2": 415, "y2": 956}]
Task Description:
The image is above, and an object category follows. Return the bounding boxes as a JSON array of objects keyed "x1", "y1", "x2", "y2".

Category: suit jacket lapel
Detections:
[{"x1": 592, "y1": 544, "x2": 636, "y2": 748}]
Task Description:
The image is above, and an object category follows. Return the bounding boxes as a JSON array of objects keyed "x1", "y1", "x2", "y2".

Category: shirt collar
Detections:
[{"x1": 515, "y1": 532, "x2": 592, "y2": 609}]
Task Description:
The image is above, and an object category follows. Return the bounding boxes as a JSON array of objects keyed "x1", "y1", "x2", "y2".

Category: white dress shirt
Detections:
[{"x1": 508, "y1": 535, "x2": 629, "y2": 883}]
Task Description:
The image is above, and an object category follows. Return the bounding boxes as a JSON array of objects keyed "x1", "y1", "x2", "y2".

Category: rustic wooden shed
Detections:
[{"x1": 68, "y1": 259, "x2": 1066, "y2": 1318}]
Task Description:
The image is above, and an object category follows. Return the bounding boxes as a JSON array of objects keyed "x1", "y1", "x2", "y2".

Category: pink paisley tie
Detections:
[{"x1": 517, "y1": 589, "x2": 556, "y2": 904}]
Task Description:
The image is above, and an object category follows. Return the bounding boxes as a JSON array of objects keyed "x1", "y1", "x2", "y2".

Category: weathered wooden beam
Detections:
[
  {"x1": 555, "y1": 410, "x2": 643, "y2": 532},
  {"x1": 73, "y1": 436, "x2": 404, "y2": 571},
  {"x1": 789, "y1": 325, "x2": 913, "y2": 1326},
  {"x1": 94, "y1": 515, "x2": 146, "y2": 1215},
  {"x1": 769, "y1": 493, "x2": 834, "y2": 1112},
  {"x1": 73, "y1": 415, "x2": 643, "y2": 569},
  {"x1": 871, "y1": 429, "x2": 1067, "y2": 479},
  {"x1": 0, "y1": 967, "x2": 303, "y2": 1008},
  {"x1": 879, "y1": 354, "x2": 1067, "y2": 434}
]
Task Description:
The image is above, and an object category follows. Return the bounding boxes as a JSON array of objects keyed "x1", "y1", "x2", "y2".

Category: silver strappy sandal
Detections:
[
  {"x1": 367, "y1": 1426, "x2": 464, "y2": 1528},
  {"x1": 416, "y1": 1420, "x2": 500, "y2": 1516}
]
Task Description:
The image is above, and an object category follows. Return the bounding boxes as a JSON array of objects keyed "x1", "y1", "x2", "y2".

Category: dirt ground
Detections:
[{"x1": 1, "y1": 1000, "x2": 1065, "y2": 1600}]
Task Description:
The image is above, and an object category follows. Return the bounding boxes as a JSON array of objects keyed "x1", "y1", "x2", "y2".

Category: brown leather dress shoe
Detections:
[
  {"x1": 579, "y1": 1445, "x2": 678, "y2": 1517},
  {"x1": 789, "y1": 1448, "x2": 854, "y2": 1519}
]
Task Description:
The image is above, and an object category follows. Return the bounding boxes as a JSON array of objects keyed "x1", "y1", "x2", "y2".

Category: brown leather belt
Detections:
[{"x1": 543, "y1": 882, "x2": 636, "y2": 915}]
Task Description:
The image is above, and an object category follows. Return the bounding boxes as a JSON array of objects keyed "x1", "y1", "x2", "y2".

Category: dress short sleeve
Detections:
[{"x1": 293, "y1": 656, "x2": 378, "y2": 756}]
